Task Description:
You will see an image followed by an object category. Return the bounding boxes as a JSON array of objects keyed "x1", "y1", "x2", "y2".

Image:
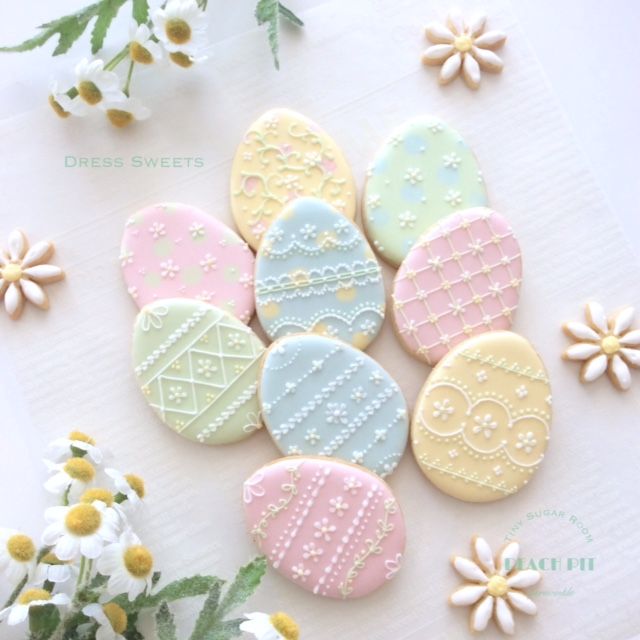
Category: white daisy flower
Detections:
[
  {"x1": 42, "y1": 500, "x2": 119, "y2": 561},
  {"x1": 44, "y1": 457, "x2": 97, "y2": 497},
  {"x1": 0, "y1": 589, "x2": 70, "y2": 626},
  {"x1": 240, "y1": 611, "x2": 300, "y2": 640},
  {"x1": 47, "y1": 431, "x2": 103, "y2": 464},
  {"x1": 102, "y1": 96, "x2": 151, "y2": 128},
  {"x1": 0, "y1": 229, "x2": 65, "y2": 321},
  {"x1": 97, "y1": 530, "x2": 154, "y2": 600},
  {"x1": 129, "y1": 22, "x2": 163, "y2": 64},
  {"x1": 74, "y1": 58, "x2": 125, "y2": 106},
  {"x1": 153, "y1": 0, "x2": 207, "y2": 56},
  {"x1": 48, "y1": 80, "x2": 88, "y2": 118},
  {"x1": 82, "y1": 602, "x2": 129, "y2": 640},
  {"x1": 563, "y1": 302, "x2": 640, "y2": 391},
  {"x1": 105, "y1": 469, "x2": 146, "y2": 506},
  {"x1": 450, "y1": 536, "x2": 541, "y2": 635},
  {"x1": 33, "y1": 551, "x2": 75, "y2": 584},
  {"x1": 422, "y1": 12, "x2": 506, "y2": 89},
  {"x1": 0, "y1": 529, "x2": 37, "y2": 583}
]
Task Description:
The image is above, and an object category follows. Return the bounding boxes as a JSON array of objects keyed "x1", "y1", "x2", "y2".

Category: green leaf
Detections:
[
  {"x1": 203, "y1": 619, "x2": 244, "y2": 640},
  {"x1": 188, "y1": 583, "x2": 222, "y2": 640},
  {"x1": 88, "y1": 572, "x2": 109, "y2": 590},
  {"x1": 278, "y1": 3, "x2": 304, "y2": 27},
  {"x1": 91, "y1": 0, "x2": 127, "y2": 53},
  {"x1": 124, "y1": 611, "x2": 144, "y2": 640},
  {"x1": 152, "y1": 571, "x2": 162, "y2": 588},
  {"x1": 216, "y1": 557, "x2": 267, "y2": 620},
  {"x1": 255, "y1": 0, "x2": 280, "y2": 69},
  {"x1": 132, "y1": 0, "x2": 150, "y2": 24},
  {"x1": 156, "y1": 602, "x2": 178, "y2": 640},
  {"x1": 0, "y1": 1, "x2": 103, "y2": 55},
  {"x1": 27, "y1": 603, "x2": 60, "y2": 640}
]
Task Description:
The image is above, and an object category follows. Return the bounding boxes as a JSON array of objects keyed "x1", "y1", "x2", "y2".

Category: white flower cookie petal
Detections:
[
  {"x1": 585, "y1": 301, "x2": 608, "y2": 334},
  {"x1": 474, "y1": 30, "x2": 507, "y2": 49},
  {"x1": 468, "y1": 14, "x2": 487, "y2": 37},
  {"x1": 22, "y1": 241, "x2": 54, "y2": 268},
  {"x1": 462, "y1": 53, "x2": 481, "y2": 89},
  {"x1": 563, "y1": 321, "x2": 600, "y2": 342},
  {"x1": 8, "y1": 229, "x2": 27, "y2": 261},
  {"x1": 495, "y1": 596, "x2": 515, "y2": 635},
  {"x1": 497, "y1": 541, "x2": 520, "y2": 576},
  {"x1": 610, "y1": 354, "x2": 631, "y2": 390},
  {"x1": 452, "y1": 556, "x2": 488, "y2": 582},
  {"x1": 563, "y1": 342, "x2": 601, "y2": 361},
  {"x1": 447, "y1": 11, "x2": 465, "y2": 36},
  {"x1": 425, "y1": 22, "x2": 455, "y2": 43},
  {"x1": 23, "y1": 265, "x2": 64, "y2": 283},
  {"x1": 621, "y1": 348, "x2": 640, "y2": 368},
  {"x1": 21, "y1": 280, "x2": 49, "y2": 309},
  {"x1": 507, "y1": 589, "x2": 538, "y2": 615},
  {"x1": 473, "y1": 537, "x2": 495, "y2": 574},
  {"x1": 440, "y1": 52, "x2": 462, "y2": 84},
  {"x1": 471, "y1": 46, "x2": 504, "y2": 72},
  {"x1": 4, "y1": 284, "x2": 22, "y2": 317},
  {"x1": 422, "y1": 44, "x2": 455, "y2": 65},
  {"x1": 471, "y1": 595, "x2": 494, "y2": 631},
  {"x1": 581, "y1": 353, "x2": 608, "y2": 382},
  {"x1": 620, "y1": 330, "x2": 640, "y2": 346},
  {"x1": 507, "y1": 569, "x2": 541, "y2": 589},
  {"x1": 450, "y1": 584, "x2": 487, "y2": 606},
  {"x1": 613, "y1": 306, "x2": 635, "y2": 335}
]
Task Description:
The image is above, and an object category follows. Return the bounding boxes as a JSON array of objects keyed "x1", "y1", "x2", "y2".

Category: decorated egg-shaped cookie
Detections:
[
  {"x1": 412, "y1": 331, "x2": 551, "y2": 502},
  {"x1": 259, "y1": 334, "x2": 409, "y2": 476},
  {"x1": 255, "y1": 197, "x2": 385, "y2": 349},
  {"x1": 121, "y1": 203, "x2": 255, "y2": 323},
  {"x1": 243, "y1": 456, "x2": 406, "y2": 599},
  {"x1": 392, "y1": 207, "x2": 522, "y2": 365},
  {"x1": 132, "y1": 299, "x2": 265, "y2": 445},
  {"x1": 363, "y1": 116, "x2": 488, "y2": 267},
  {"x1": 230, "y1": 108, "x2": 357, "y2": 250}
]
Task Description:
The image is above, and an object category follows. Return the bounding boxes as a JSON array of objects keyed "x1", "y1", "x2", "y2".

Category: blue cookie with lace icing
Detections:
[
  {"x1": 255, "y1": 198, "x2": 385, "y2": 349},
  {"x1": 259, "y1": 334, "x2": 409, "y2": 476}
]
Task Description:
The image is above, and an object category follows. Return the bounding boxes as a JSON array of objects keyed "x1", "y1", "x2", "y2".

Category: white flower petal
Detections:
[
  {"x1": 613, "y1": 306, "x2": 635, "y2": 335},
  {"x1": 564, "y1": 321, "x2": 600, "y2": 341},
  {"x1": 450, "y1": 584, "x2": 487, "y2": 606},
  {"x1": 468, "y1": 14, "x2": 487, "y2": 36},
  {"x1": 55, "y1": 535, "x2": 80, "y2": 561},
  {"x1": 463, "y1": 52, "x2": 481, "y2": 88},
  {"x1": 7, "y1": 603, "x2": 29, "y2": 626},
  {"x1": 586, "y1": 301, "x2": 608, "y2": 334},
  {"x1": 507, "y1": 569, "x2": 541, "y2": 588},
  {"x1": 21, "y1": 279, "x2": 48, "y2": 309},
  {"x1": 8, "y1": 229, "x2": 27, "y2": 261},
  {"x1": 507, "y1": 590, "x2": 537, "y2": 615},
  {"x1": 42, "y1": 521, "x2": 64, "y2": 545},
  {"x1": 425, "y1": 22, "x2": 455, "y2": 43},
  {"x1": 4, "y1": 283, "x2": 23, "y2": 318},
  {"x1": 422, "y1": 44, "x2": 455, "y2": 64},
  {"x1": 620, "y1": 330, "x2": 640, "y2": 346},
  {"x1": 452, "y1": 556, "x2": 489, "y2": 582},
  {"x1": 447, "y1": 11, "x2": 465, "y2": 35},
  {"x1": 621, "y1": 348, "x2": 640, "y2": 368},
  {"x1": 474, "y1": 30, "x2": 507, "y2": 49},
  {"x1": 564, "y1": 342, "x2": 602, "y2": 360},
  {"x1": 471, "y1": 595, "x2": 494, "y2": 631},
  {"x1": 440, "y1": 52, "x2": 462, "y2": 83},
  {"x1": 21, "y1": 241, "x2": 53, "y2": 267},
  {"x1": 22, "y1": 265, "x2": 64, "y2": 282},
  {"x1": 471, "y1": 46, "x2": 504, "y2": 71},
  {"x1": 581, "y1": 353, "x2": 608, "y2": 382},
  {"x1": 498, "y1": 542, "x2": 520, "y2": 575},
  {"x1": 495, "y1": 596, "x2": 515, "y2": 635},
  {"x1": 473, "y1": 537, "x2": 495, "y2": 573},
  {"x1": 610, "y1": 354, "x2": 631, "y2": 390}
]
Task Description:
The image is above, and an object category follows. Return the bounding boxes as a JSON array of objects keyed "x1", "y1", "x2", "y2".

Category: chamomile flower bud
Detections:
[
  {"x1": 48, "y1": 81, "x2": 88, "y2": 117},
  {"x1": 106, "y1": 468, "x2": 146, "y2": 505},
  {"x1": 48, "y1": 430, "x2": 103, "y2": 463},
  {"x1": 34, "y1": 552, "x2": 75, "y2": 584},
  {"x1": 102, "y1": 97, "x2": 151, "y2": 128},
  {"x1": 44, "y1": 457, "x2": 96, "y2": 496},
  {"x1": 153, "y1": 0, "x2": 207, "y2": 56},
  {"x1": 74, "y1": 58, "x2": 126, "y2": 106},
  {"x1": 168, "y1": 51, "x2": 207, "y2": 68},
  {"x1": 83, "y1": 602, "x2": 128, "y2": 640},
  {"x1": 0, "y1": 589, "x2": 70, "y2": 626},
  {"x1": 129, "y1": 23, "x2": 163, "y2": 64},
  {"x1": 240, "y1": 611, "x2": 300, "y2": 640},
  {"x1": 0, "y1": 529, "x2": 37, "y2": 582}
]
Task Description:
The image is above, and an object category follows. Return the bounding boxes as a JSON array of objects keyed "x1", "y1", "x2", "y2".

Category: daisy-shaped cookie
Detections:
[
  {"x1": 563, "y1": 301, "x2": 640, "y2": 391},
  {"x1": 450, "y1": 536, "x2": 541, "y2": 635},
  {"x1": 0, "y1": 229, "x2": 65, "y2": 320},
  {"x1": 422, "y1": 12, "x2": 506, "y2": 89}
]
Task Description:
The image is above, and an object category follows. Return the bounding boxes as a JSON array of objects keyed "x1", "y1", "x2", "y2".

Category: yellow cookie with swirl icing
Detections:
[
  {"x1": 412, "y1": 331, "x2": 551, "y2": 502},
  {"x1": 230, "y1": 108, "x2": 357, "y2": 250}
]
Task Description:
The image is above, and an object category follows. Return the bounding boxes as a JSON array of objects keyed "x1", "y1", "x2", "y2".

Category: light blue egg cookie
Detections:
[
  {"x1": 255, "y1": 197, "x2": 386, "y2": 349},
  {"x1": 259, "y1": 334, "x2": 409, "y2": 477}
]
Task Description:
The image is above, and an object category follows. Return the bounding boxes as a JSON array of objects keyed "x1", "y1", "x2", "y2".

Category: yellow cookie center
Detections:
[
  {"x1": 123, "y1": 545, "x2": 153, "y2": 577},
  {"x1": 169, "y1": 52, "x2": 193, "y2": 68},
  {"x1": 487, "y1": 575, "x2": 509, "y2": 598},
  {"x1": 18, "y1": 589, "x2": 51, "y2": 605},
  {"x1": 64, "y1": 504, "x2": 102, "y2": 536},
  {"x1": 63, "y1": 457, "x2": 96, "y2": 483},
  {"x1": 106, "y1": 109, "x2": 135, "y2": 129},
  {"x1": 165, "y1": 18, "x2": 191, "y2": 44},
  {"x1": 6, "y1": 534, "x2": 36, "y2": 562},
  {"x1": 601, "y1": 335, "x2": 620, "y2": 355},
  {"x1": 2, "y1": 263, "x2": 23, "y2": 283},
  {"x1": 80, "y1": 488, "x2": 114, "y2": 507},
  {"x1": 69, "y1": 430, "x2": 95, "y2": 445},
  {"x1": 103, "y1": 603, "x2": 128, "y2": 634},
  {"x1": 130, "y1": 41, "x2": 154, "y2": 64},
  {"x1": 78, "y1": 80, "x2": 102, "y2": 105},
  {"x1": 270, "y1": 612, "x2": 299, "y2": 640},
  {"x1": 125, "y1": 474, "x2": 145, "y2": 499},
  {"x1": 454, "y1": 35, "x2": 473, "y2": 53}
]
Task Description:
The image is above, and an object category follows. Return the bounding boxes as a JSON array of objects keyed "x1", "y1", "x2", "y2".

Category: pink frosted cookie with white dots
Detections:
[
  {"x1": 243, "y1": 456, "x2": 406, "y2": 599},
  {"x1": 120, "y1": 203, "x2": 255, "y2": 323},
  {"x1": 392, "y1": 207, "x2": 522, "y2": 365}
]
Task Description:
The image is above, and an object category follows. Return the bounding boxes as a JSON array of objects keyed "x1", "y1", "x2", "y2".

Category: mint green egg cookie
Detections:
[
  {"x1": 132, "y1": 299, "x2": 265, "y2": 444},
  {"x1": 363, "y1": 116, "x2": 488, "y2": 267}
]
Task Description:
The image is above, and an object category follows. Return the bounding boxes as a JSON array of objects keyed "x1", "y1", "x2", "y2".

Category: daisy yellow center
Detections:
[
  {"x1": 80, "y1": 488, "x2": 114, "y2": 506},
  {"x1": 130, "y1": 41, "x2": 154, "y2": 64},
  {"x1": 270, "y1": 612, "x2": 299, "y2": 640},
  {"x1": 601, "y1": 335, "x2": 620, "y2": 355},
  {"x1": 78, "y1": 80, "x2": 103, "y2": 105},
  {"x1": 125, "y1": 474, "x2": 145, "y2": 498},
  {"x1": 69, "y1": 431, "x2": 95, "y2": 445},
  {"x1": 454, "y1": 34, "x2": 473, "y2": 53},
  {"x1": 41, "y1": 552, "x2": 65, "y2": 565},
  {"x1": 65, "y1": 503, "x2": 102, "y2": 536},
  {"x1": 106, "y1": 109, "x2": 135, "y2": 128},
  {"x1": 63, "y1": 457, "x2": 96, "y2": 482},
  {"x1": 169, "y1": 52, "x2": 193, "y2": 68},
  {"x1": 165, "y1": 18, "x2": 192, "y2": 44},
  {"x1": 1, "y1": 263, "x2": 22, "y2": 283},
  {"x1": 487, "y1": 575, "x2": 508, "y2": 598},
  {"x1": 6, "y1": 534, "x2": 36, "y2": 562},
  {"x1": 18, "y1": 589, "x2": 51, "y2": 605},
  {"x1": 123, "y1": 545, "x2": 153, "y2": 577},
  {"x1": 48, "y1": 95, "x2": 70, "y2": 119},
  {"x1": 103, "y1": 603, "x2": 128, "y2": 634}
]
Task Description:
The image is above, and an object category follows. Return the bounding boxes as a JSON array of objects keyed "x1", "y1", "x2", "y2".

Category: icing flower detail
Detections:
[
  {"x1": 472, "y1": 414, "x2": 497, "y2": 439},
  {"x1": 328, "y1": 496, "x2": 349, "y2": 516},
  {"x1": 243, "y1": 473, "x2": 265, "y2": 504},
  {"x1": 0, "y1": 229, "x2": 65, "y2": 320},
  {"x1": 302, "y1": 542, "x2": 323, "y2": 562},
  {"x1": 450, "y1": 536, "x2": 541, "y2": 635},
  {"x1": 563, "y1": 302, "x2": 640, "y2": 391},
  {"x1": 227, "y1": 332, "x2": 246, "y2": 350},
  {"x1": 300, "y1": 224, "x2": 317, "y2": 240},
  {"x1": 404, "y1": 168, "x2": 423, "y2": 185},
  {"x1": 350, "y1": 386, "x2": 367, "y2": 403},
  {"x1": 398, "y1": 211, "x2": 417, "y2": 229},
  {"x1": 444, "y1": 189, "x2": 462, "y2": 206},
  {"x1": 422, "y1": 12, "x2": 506, "y2": 89},
  {"x1": 168, "y1": 386, "x2": 187, "y2": 404},
  {"x1": 443, "y1": 152, "x2": 462, "y2": 168},
  {"x1": 199, "y1": 253, "x2": 217, "y2": 272},
  {"x1": 367, "y1": 194, "x2": 382, "y2": 209},
  {"x1": 291, "y1": 563, "x2": 310, "y2": 581},
  {"x1": 189, "y1": 222, "x2": 205, "y2": 238},
  {"x1": 476, "y1": 370, "x2": 488, "y2": 383},
  {"x1": 313, "y1": 518, "x2": 336, "y2": 542},
  {"x1": 149, "y1": 221, "x2": 166, "y2": 238},
  {"x1": 159, "y1": 259, "x2": 180, "y2": 278},
  {"x1": 343, "y1": 476, "x2": 362, "y2": 494},
  {"x1": 515, "y1": 432, "x2": 537, "y2": 455},
  {"x1": 325, "y1": 403, "x2": 348, "y2": 425},
  {"x1": 385, "y1": 553, "x2": 403, "y2": 579},
  {"x1": 304, "y1": 428, "x2": 321, "y2": 445},
  {"x1": 432, "y1": 399, "x2": 454, "y2": 421},
  {"x1": 515, "y1": 385, "x2": 528, "y2": 399}
]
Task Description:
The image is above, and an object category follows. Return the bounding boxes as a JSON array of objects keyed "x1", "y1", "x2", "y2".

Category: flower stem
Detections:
[
  {"x1": 1, "y1": 574, "x2": 27, "y2": 610},
  {"x1": 123, "y1": 60, "x2": 135, "y2": 96},
  {"x1": 104, "y1": 43, "x2": 131, "y2": 72}
]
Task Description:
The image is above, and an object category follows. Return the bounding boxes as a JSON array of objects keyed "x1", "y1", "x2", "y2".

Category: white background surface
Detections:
[{"x1": 1, "y1": 1, "x2": 640, "y2": 639}]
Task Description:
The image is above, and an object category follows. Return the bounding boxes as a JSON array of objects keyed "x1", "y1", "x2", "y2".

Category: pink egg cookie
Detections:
[
  {"x1": 243, "y1": 457, "x2": 406, "y2": 599},
  {"x1": 392, "y1": 207, "x2": 522, "y2": 365},
  {"x1": 121, "y1": 203, "x2": 255, "y2": 323}
]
